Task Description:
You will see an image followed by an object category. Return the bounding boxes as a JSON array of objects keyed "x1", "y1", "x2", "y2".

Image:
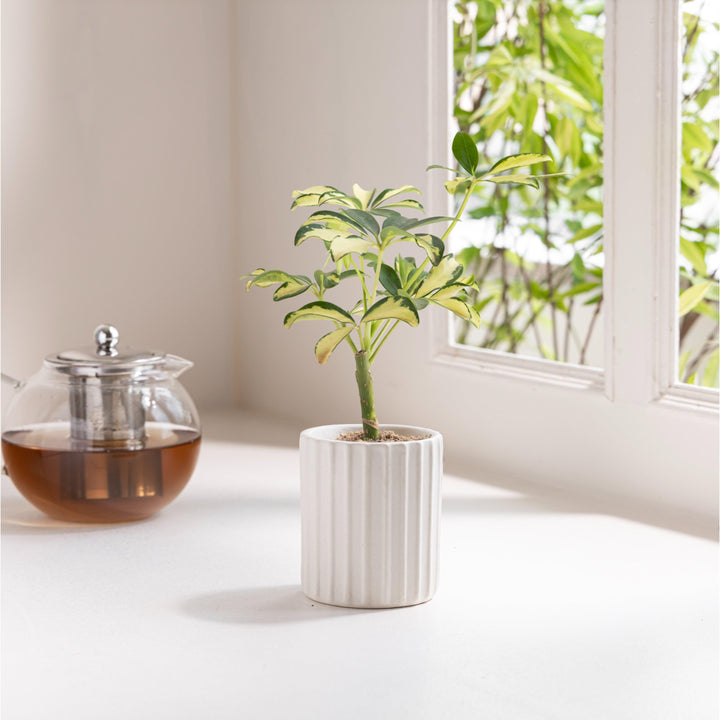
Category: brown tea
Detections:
[{"x1": 2, "y1": 423, "x2": 201, "y2": 523}]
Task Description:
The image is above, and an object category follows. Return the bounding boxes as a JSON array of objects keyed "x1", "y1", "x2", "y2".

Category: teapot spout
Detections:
[
  {"x1": 163, "y1": 355, "x2": 194, "y2": 378},
  {"x1": 1, "y1": 373, "x2": 25, "y2": 392}
]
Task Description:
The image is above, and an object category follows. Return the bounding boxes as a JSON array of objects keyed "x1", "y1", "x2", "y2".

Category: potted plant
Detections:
[{"x1": 245, "y1": 132, "x2": 549, "y2": 608}]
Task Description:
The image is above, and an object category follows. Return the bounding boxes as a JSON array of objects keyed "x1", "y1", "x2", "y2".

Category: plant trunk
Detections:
[{"x1": 354, "y1": 351, "x2": 378, "y2": 440}]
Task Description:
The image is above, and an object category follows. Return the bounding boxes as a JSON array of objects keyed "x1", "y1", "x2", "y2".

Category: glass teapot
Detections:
[{"x1": 2, "y1": 325, "x2": 201, "y2": 523}]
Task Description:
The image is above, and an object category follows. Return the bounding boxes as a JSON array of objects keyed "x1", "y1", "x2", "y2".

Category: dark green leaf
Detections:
[
  {"x1": 379, "y1": 264, "x2": 402, "y2": 295},
  {"x1": 342, "y1": 208, "x2": 380, "y2": 237},
  {"x1": 452, "y1": 131, "x2": 479, "y2": 174}
]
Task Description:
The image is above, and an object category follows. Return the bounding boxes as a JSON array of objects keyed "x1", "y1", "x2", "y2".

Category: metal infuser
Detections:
[
  {"x1": 59, "y1": 325, "x2": 161, "y2": 501},
  {"x1": 68, "y1": 326, "x2": 147, "y2": 450}
]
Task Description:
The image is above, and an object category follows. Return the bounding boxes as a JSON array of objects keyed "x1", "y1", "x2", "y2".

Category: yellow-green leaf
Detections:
[
  {"x1": 352, "y1": 184, "x2": 374, "y2": 210},
  {"x1": 552, "y1": 83, "x2": 593, "y2": 111},
  {"x1": 484, "y1": 153, "x2": 551, "y2": 176},
  {"x1": 329, "y1": 235, "x2": 377, "y2": 261},
  {"x1": 430, "y1": 296, "x2": 481, "y2": 327},
  {"x1": 445, "y1": 178, "x2": 469, "y2": 195},
  {"x1": 678, "y1": 282, "x2": 712, "y2": 317},
  {"x1": 485, "y1": 174, "x2": 540, "y2": 189},
  {"x1": 315, "y1": 326, "x2": 355, "y2": 364},
  {"x1": 361, "y1": 296, "x2": 419, "y2": 327},
  {"x1": 702, "y1": 349, "x2": 719, "y2": 388}
]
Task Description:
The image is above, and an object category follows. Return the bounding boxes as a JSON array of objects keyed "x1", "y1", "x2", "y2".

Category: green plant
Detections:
[
  {"x1": 452, "y1": 0, "x2": 718, "y2": 386},
  {"x1": 452, "y1": 0, "x2": 604, "y2": 365},
  {"x1": 677, "y1": 2, "x2": 719, "y2": 387},
  {"x1": 244, "y1": 131, "x2": 549, "y2": 440}
]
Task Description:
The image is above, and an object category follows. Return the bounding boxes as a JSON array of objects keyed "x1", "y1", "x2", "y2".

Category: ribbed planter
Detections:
[{"x1": 299, "y1": 424, "x2": 443, "y2": 609}]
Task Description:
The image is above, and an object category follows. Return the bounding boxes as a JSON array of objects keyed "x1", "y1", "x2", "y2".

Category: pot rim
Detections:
[{"x1": 300, "y1": 423, "x2": 441, "y2": 445}]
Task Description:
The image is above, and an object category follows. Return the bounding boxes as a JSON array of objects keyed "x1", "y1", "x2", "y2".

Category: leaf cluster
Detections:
[{"x1": 244, "y1": 132, "x2": 549, "y2": 367}]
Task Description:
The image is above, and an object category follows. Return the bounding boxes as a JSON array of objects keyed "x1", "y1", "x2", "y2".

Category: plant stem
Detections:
[
  {"x1": 370, "y1": 246, "x2": 385, "y2": 306},
  {"x1": 441, "y1": 180, "x2": 476, "y2": 245},
  {"x1": 354, "y1": 350, "x2": 379, "y2": 440},
  {"x1": 369, "y1": 320, "x2": 400, "y2": 364},
  {"x1": 579, "y1": 298, "x2": 602, "y2": 365}
]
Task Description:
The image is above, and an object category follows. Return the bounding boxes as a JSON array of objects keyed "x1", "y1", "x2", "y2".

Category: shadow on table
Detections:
[
  {"x1": 180, "y1": 585, "x2": 382, "y2": 624},
  {"x1": 443, "y1": 462, "x2": 718, "y2": 542},
  {"x1": 0, "y1": 494, "x2": 156, "y2": 535}
]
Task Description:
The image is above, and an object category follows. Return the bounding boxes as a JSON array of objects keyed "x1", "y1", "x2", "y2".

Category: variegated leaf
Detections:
[
  {"x1": 483, "y1": 153, "x2": 551, "y2": 177},
  {"x1": 430, "y1": 296, "x2": 481, "y2": 327},
  {"x1": 413, "y1": 234, "x2": 445, "y2": 266},
  {"x1": 415, "y1": 255, "x2": 464, "y2": 297},
  {"x1": 428, "y1": 283, "x2": 471, "y2": 301},
  {"x1": 486, "y1": 174, "x2": 540, "y2": 189},
  {"x1": 273, "y1": 281, "x2": 312, "y2": 301},
  {"x1": 372, "y1": 185, "x2": 421, "y2": 207},
  {"x1": 284, "y1": 301, "x2": 354, "y2": 328},
  {"x1": 301, "y1": 210, "x2": 365, "y2": 233},
  {"x1": 361, "y1": 296, "x2": 419, "y2": 327},
  {"x1": 290, "y1": 186, "x2": 338, "y2": 209},
  {"x1": 293, "y1": 185, "x2": 338, "y2": 197},
  {"x1": 245, "y1": 269, "x2": 297, "y2": 290},
  {"x1": 314, "y1": 326, "x2": 355, "y2": 364},
  {"x1": 295, "y1": 224, "x2": 355, "y2": 246},
  {"x1": 381, "y1": 198, "x2": 425, "y2": 211},
  {"x1": 379, "y1": 225, "x2": 411, "y2": 244},
  {"x1": 317, "y1": 189, "x2": 361, "y2": 209}
]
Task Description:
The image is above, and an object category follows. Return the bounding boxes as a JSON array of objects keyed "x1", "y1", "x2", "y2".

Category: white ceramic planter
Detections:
[{"x1": 300, "y1": 424, "x2": 443, "y2": 609}]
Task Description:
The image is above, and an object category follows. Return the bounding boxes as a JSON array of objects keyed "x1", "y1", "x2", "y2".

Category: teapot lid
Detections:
[{"x1": 45, "y1": 325, "x2": 166, "y2": 377}]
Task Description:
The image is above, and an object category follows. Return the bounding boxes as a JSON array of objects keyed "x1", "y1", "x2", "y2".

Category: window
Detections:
[{"x1": 427, "y1": 0, "x2": 718, "y2": 518}]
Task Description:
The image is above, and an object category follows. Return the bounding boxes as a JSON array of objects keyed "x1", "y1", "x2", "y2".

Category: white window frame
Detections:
[{"x1": 427, "y1": 0, "x2": 719, "y2": 412}]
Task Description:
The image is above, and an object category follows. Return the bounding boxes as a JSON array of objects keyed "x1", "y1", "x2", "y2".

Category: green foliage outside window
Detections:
[
  {"x1": 452, "y1": 0, "x2": 719, "y2": 387},
  {"x1": 678, "y1": 3, "x2": 719, "y2": 387}
]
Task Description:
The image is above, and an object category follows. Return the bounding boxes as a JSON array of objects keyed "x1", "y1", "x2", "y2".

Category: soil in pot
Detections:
[{"x1": 336, "y1": 430, "x2": 430, "y2": 442}]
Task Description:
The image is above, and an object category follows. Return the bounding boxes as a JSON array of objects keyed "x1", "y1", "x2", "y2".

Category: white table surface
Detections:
[{"x1": 2, "y1": 410, "x2": 717, "y2": 720}]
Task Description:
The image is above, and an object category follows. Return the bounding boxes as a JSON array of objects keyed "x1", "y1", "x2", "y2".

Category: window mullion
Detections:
[{"x1": 604, "y1": 0, "x2": 667, "y2": 404}]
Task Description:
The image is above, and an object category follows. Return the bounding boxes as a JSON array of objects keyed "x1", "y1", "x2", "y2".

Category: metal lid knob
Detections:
[{"x1": 94, "y1": 324, "x2": 120, "y2": 357}]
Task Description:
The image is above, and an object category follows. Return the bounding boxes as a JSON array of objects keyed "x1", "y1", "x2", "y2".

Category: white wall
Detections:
[
  {"x1": 2, "y1": 0, "x2": 236, "y2": 408},
  {"x1": 235, "y1": 0, "x2": 436, "y2": 423}
]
